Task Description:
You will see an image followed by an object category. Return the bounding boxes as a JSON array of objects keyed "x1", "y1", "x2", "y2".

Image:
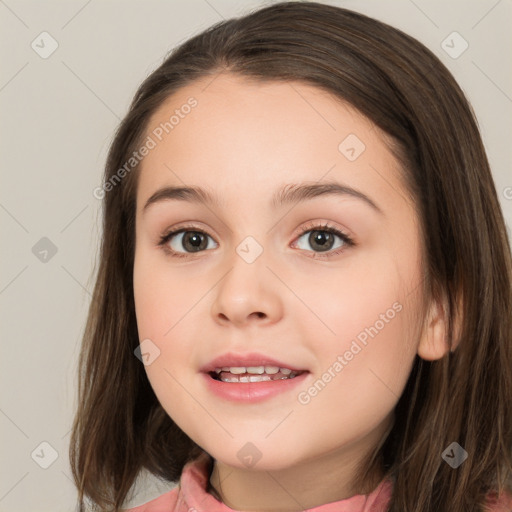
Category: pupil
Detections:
[
  {"x1": 310, "y1": 231, "x2": 333, "y2": 252},
  {"x1": 184, "y1": 231, "x2": 207, "y2": 252}
]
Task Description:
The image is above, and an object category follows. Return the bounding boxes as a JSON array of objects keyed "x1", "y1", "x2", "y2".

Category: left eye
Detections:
[{"x1": 294, "y1": 227, "x2": 351, "y2": 254}]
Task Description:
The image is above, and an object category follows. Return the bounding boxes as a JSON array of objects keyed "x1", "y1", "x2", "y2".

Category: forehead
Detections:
[{"x1": 136, "y1": 73, "x2": 410, "y2": 215}]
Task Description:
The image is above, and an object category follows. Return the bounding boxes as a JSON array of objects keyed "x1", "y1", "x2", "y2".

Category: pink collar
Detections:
[{"x1": 175, "y1": 452, "x2": 393, "y2": 512}]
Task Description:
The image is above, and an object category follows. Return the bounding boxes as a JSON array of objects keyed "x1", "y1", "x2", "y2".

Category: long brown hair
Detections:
[{"x1": 70, "y1": 2, "x2": 512, "y2": 510}]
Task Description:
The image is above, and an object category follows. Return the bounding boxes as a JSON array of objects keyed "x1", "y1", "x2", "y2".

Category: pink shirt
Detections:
[{"x1": 123, "y1": 452, "x2": 512, "y2": 512}]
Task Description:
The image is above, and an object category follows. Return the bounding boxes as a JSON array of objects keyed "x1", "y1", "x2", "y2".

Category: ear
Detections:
[{"x1": 417, "y1": 289, "x2": 462, "y2": 360}]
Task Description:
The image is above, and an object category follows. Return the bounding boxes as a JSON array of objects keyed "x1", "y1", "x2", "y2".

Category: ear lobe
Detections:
[{"x1": 417, "y1": 293, "x2": 450, "y2": 361}]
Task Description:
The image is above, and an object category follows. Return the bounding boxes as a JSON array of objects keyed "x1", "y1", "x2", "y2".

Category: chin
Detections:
[{"x1": 202, "y1": 438, "x2": 307, "y2": 472}]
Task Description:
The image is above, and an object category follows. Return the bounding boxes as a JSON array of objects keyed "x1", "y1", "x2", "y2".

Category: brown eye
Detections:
[
  {"x1": 306, "y1": 231, "x2": 336, "y2": 252},
  {"x1": 295, "y1": 225, "x2": 352, "y2": 256},
  {"x1": 162, "y1": 230, "x2": 217, "y2": 254}
]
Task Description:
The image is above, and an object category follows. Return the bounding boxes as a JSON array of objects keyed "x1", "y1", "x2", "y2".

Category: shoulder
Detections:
[
  {"x1": 121, "y1": 467, "x2": 179, "y2": 512},
  {"x1": 369, "y1": 479, "x2": 512, "y2": 512}
]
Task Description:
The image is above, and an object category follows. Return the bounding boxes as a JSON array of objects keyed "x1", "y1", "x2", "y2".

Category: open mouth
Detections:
[{"x1": 209, "y1": 366, "x2": 307, "y2": 383}]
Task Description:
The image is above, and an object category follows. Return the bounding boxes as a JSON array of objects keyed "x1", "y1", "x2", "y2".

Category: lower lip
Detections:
[{"x1": 202, "y1": 372, "x2": 309, "y2": 402}]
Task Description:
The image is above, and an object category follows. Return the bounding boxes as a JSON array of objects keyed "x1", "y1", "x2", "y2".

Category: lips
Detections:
[
  {"x1": 200, "y1": 351, "x2": 309, "y2": 401},
  {"x1": 200, "y1": 352, "x2": 310, "y2": 402}
]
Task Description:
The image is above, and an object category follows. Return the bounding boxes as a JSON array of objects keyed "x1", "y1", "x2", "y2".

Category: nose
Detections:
[{"x1": 210, "y1": 252, "x2": 284, "y2": 328}]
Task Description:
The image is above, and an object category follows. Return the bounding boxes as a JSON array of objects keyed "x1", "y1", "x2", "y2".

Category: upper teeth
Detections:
[{"x1": 215, "y1": 366, "x2": 292, "y2": 375}]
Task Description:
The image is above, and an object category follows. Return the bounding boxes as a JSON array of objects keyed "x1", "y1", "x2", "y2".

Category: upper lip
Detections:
[{"x1": 200, "y1": 352, "x2": 308, "y2": 373}]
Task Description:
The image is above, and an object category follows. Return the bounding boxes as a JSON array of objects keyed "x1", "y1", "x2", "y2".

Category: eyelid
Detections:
[
  {"x1": 159, "y1": 222, "x2": 217, "y2": 243},
  {"x1": 291, "y1": 220, "x2": 354, "y2": 244}
]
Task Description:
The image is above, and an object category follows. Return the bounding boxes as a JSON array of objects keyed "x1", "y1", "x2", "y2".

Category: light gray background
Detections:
[{"x1": 1, "y1": 1, "x2": 511, "y2": 510}]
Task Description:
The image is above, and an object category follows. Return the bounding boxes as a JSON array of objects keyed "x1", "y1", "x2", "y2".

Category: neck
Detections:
[{"x1": 208, "y1": 421, "x2": 391, "y2": 512}]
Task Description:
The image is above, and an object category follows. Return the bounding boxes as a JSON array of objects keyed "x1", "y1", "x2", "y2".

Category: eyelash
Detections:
[{"x1": 158, "y1": 221, "x2": 355, "y2": 259}]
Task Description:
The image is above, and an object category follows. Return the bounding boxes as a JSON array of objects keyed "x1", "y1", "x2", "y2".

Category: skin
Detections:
[{"x1": 133, "y1": 73, "x2": 450, "y2": 511}]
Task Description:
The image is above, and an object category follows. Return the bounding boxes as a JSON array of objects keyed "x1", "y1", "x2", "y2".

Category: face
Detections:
[{"x1": 133, "y1": 73, "x2": 429, "y2": 472}]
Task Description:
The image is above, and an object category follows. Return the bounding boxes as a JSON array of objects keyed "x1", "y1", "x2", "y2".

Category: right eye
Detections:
[{"x1": 159, "y1": 227, "x2": 218, "y2": 258}]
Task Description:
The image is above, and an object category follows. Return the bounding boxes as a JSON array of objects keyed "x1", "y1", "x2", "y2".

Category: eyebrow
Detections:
[{"x1": 142, "y1": 181, "x2": 383, "y2": 215}]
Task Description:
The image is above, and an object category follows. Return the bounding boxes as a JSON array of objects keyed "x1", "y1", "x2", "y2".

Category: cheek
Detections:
[
  {"x1": 133, "y1": 245, "x2": 199, "y2": 341},
  {"x1": 133, "y1": 251, "x2": 212, "y2": 427},
  {"x1": 290, "y1": 293, "x2": 418, "y2": 462},
  {"x1": 133, "y1": 252, "x2": 184, "y2": 375},
  {"x1": 295, "y1": 247, "x2": 420, "y2": 407}
]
